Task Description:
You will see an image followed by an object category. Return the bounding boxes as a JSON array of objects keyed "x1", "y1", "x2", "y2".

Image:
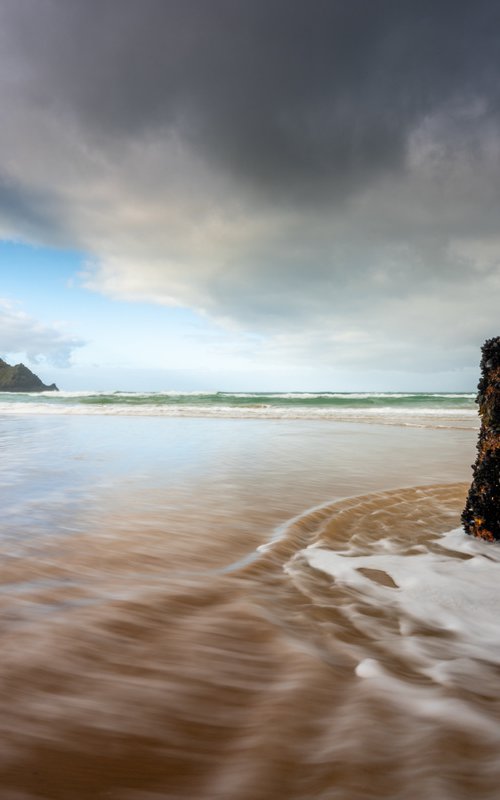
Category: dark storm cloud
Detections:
[
  {"x1": 3, "y1": 0, "x2": 499, "y2": 202},
  {"x1": 0, "y1": 176, "x2": 66, "y2": 244}
]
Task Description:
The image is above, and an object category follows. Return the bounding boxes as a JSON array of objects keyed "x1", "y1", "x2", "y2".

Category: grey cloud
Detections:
[
  {"x1": 2, "y1": 0, "x2": 500, "y2": 203},
  {"x1": 0, "y1": 176, "x2": 67, "y2": 244}
]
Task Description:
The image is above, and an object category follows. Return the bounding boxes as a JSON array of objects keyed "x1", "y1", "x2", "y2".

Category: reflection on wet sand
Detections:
[{"x1": 1, "y1": 479, "x2": 500, "y2": 800}]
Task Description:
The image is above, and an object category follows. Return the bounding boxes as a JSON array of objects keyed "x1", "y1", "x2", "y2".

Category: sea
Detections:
[
  {"x1": 0, "y1": 389, "x2": 478, "y2": 427},
  {"x1": 2, "y1": 389, "x2": 500, "y2": 800}
]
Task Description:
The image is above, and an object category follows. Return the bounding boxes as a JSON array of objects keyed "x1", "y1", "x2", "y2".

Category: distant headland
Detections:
[{"x1": 0, "y1": 358, "x2": 58, "y2": 392}]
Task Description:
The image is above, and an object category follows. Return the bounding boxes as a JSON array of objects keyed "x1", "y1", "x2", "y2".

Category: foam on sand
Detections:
[{"x1": 304, "y1": 527, "x2": 500, "y2": 684}]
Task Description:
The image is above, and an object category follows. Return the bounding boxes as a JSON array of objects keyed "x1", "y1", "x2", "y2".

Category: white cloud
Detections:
[{"x1": 0, "y1": 298, "x2": 84, "y2": 367}]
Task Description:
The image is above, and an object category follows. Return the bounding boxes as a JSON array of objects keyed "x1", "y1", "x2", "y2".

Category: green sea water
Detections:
[{"x1": 0, "y1": 390, "x2": 477, "y2": 426}]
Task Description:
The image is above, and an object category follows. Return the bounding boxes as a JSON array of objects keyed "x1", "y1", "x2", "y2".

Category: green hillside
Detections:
[{"x1": 0, "y1": 359, "x2": 58, "y2": 392}]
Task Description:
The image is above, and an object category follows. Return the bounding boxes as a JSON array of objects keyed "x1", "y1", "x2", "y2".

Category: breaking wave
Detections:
[{"x1": 0, "y1": 390, "x2": 478, "y2": 428}]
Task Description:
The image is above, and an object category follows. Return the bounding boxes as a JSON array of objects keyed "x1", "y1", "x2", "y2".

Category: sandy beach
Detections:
[{"x1": 1, "y1": 413, "x2": 497, "y2": 799}]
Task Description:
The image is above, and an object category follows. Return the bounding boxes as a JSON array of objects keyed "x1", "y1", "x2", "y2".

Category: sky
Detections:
[{"x1": 0, "y1": 0, "x2": 499, "y2": 391}]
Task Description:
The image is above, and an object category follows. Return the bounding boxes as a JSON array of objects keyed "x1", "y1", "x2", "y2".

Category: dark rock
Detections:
[
  {"x1": 0, "y1": 358, "x2": 58, "y2": 392},
  {"x1": 462, "y1": 337, "x2": 500, "y2": 541}
]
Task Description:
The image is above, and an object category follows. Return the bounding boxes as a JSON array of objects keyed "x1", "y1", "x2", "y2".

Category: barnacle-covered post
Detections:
[{"x1": 462, "y1": 337, "x2": 500, "y2": 541}]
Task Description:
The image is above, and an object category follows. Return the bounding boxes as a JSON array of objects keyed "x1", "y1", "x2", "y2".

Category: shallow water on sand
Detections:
[{"x1": 2, "y1": 415, "x2": 498, "y2": 800}]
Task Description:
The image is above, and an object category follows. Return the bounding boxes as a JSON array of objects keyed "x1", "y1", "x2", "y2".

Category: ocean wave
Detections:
[
  {"x1": 0, "y1": 390, "x2": 478, "y2": 428},
  {"x1": 217, "y1": 391, "x2": 476, "y2": 399},
  {"x1": 5, "y1": 390, "x2": 477, "y2": 405},
  {"x1": 0, "y1": 400, "x2": 478, "y2": 428}
]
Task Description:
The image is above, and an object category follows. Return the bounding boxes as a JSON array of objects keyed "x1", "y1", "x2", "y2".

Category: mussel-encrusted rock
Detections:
[{"x1": 462, "y1": 337, "x2": 500, "y2": 541}]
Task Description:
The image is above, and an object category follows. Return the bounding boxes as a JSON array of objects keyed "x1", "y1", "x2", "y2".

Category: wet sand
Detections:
[{"x1": 2, "y1": 416, "x2": 496, "y2": 799}]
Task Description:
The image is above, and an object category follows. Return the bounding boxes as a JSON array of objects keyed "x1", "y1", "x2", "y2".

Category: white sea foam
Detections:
[
  {"x1": 13, "y1": 389, "x2": 476, "y2": 400},
  {"x1": 304, "y1": 528, "x2": 500, "y2": 672},
  {"x1": 218, "y1": 391, "x2": 476, "y2": 399},
  {"x1": 36, "y1": 389, "x2": 215, "y2": 397},
  {"x1": 0, "y1": 402, "x2": 477, "y2": 424}
]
